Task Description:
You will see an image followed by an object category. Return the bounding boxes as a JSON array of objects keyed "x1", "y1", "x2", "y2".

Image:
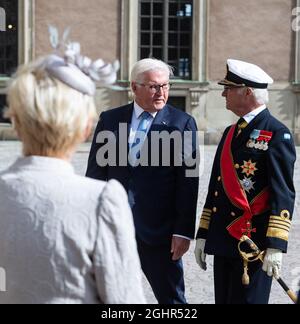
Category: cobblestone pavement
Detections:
[{"x1": 0, "y1": 141, "x2": 299, "y2": 304}]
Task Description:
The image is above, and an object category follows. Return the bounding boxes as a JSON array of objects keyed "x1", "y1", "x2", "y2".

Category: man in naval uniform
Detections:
[{"x1": 194, "y1": 59, "x2": 296, "y2": 304}]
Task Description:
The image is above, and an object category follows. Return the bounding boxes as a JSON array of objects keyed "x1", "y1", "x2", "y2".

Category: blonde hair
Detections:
[{"x1": 6, "y1": 58, "x2": 96, "y2": 157}]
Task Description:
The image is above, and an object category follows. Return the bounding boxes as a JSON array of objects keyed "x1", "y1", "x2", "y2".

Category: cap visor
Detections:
[{"x1": 218, "y1": 79, "x2": 245, "y2": 87}]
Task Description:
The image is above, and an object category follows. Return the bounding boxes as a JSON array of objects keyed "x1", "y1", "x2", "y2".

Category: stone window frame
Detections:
[
  {"x1": 0, "y1": 0, "x2": 34, "y2": 137},
  {"x1": 120, "y1": 0, "x2": 209, "y2": 114},
  {"x1": 0, "y1": 0, "x2": 35, "y2": 88},
  {"x1": 293, "y1": 0, "x2": 300, "y2": 138},
  {"x1": 0, "y1": 7, "x2": 6, "y2": 31}
]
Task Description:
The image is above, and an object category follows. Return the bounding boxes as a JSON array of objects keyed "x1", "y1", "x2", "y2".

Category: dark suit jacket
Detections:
[
  {"x1": 196, "y1": 109, "x2": 296, "y2": 257},
  {"x1": 86, "y1": 103, "x2": 199, "y2": 246}
]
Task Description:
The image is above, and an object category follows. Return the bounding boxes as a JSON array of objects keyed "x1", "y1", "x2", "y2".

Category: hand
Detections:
[
  {"x1": 171, "y1": 237, "x2": 191, "y2": 261},
  {"x1": 194, "y1": 239, "x2": 207, "y2": 271},
  {"x1": 262, "y1": 248, "x2": 283, "y2": 279}
]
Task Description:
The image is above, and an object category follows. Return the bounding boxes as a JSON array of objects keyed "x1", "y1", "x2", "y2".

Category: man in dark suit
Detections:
[
  {"x1": 86, "y1": 58, "x2": 199, "y2": 304},
  {"x1": 194, "y1": 59, "x2": 296, "y2": 304}
]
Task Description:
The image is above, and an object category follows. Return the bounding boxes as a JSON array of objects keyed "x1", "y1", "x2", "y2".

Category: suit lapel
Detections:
[
  {"x1": 149, "y1": 105, "x2": 171, "y2": 132},
  {"x1": 116, "y1": 103, "x2": 134, "y2": 141},
  {"x1": 123, "y1": 103, "x2": 134, "y2": 137},
  {"x1": 114, "y1": 103, "x2": 134, "y2": 160},
  {"x1": 232, "y1": 109, "x2": 271, "y2": 151}
]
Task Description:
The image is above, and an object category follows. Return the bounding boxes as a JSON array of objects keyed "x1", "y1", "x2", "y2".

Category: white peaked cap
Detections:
[{"x1": 219, "y1": 59, "x2": 274, "y2": 89}]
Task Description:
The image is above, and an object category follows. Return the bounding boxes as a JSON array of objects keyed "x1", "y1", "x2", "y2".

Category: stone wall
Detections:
[
  {"x1": 208, "y1": 0, "x2": 294, "y2": 82},
  {"x1": 34, "y1": 0, "x2": 121, "y2": 62}
]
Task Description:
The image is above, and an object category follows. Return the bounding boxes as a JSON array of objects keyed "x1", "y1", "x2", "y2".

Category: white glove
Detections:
[
  {"x1": 262, "y1": 248, "x2": 283, "y2": 279},
  {"x1": 194, "y1": 239, "x2": 207, "y2": 271}
]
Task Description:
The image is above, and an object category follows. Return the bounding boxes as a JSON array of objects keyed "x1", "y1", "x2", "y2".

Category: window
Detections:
[
  {"x1": 0, "y1": 7, "x2": 6, "y2": 31},
  {"x1": 0, "y1": 94, "x2": 8, "y2": 123},
  {"x1": 0, "y1": 0, "x2": 33, "y2": 125},
  {"x1": 0, "y1": 0, "x2": 18, "y2": 77},
  {"x1": 139, "y1": 0, "x2": 193, "y2": 80},
  {"x1": 167, "y1": 96, "x2": 186, "y2": 111}
]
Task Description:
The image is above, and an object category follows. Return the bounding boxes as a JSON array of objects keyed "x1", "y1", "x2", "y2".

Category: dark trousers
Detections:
[
  {"x1": 137, "y1": 237, "x2": 187, "y2": 304},
  {"x1": 214, "y1": 255, "x2": 273, "y2": 304}
]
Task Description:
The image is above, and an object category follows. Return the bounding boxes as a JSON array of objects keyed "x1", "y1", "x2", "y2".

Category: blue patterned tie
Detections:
[{"x1": 129, "y1": 111, "x2": 152, "y2": 166}]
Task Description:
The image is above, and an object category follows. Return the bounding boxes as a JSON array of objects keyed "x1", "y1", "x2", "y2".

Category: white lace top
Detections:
[{"x1": 0, "y1": 156, "x2": 145, "y2": 304}]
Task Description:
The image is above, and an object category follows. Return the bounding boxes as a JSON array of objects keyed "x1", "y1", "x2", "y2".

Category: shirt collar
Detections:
[
  {"x1": 242, "y1": 104, "x2": 267, "y2": 124},
  {"x1": 134, "y1": 102, "x2": 158, "y2": 119}
]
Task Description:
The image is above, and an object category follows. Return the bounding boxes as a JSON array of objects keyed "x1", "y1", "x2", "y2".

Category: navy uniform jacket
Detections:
[
  {"x1": 196, "y1": 109, "x2": 296, "y2": 258},
  {"x1": 87, "y1": 103, "x2": 199, "y2": 246}
]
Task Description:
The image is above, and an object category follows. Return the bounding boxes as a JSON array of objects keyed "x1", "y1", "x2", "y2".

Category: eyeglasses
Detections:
[{"x1": 137, "y1": 83, "x2": 171, "y2": 93}]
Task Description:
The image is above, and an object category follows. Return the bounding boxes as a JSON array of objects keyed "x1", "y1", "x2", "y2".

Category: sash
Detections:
[{"x1": 221, "y1": 125, "x2": 270, "y2": 240}]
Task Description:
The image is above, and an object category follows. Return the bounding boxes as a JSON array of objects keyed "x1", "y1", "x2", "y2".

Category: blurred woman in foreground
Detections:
[{"x1": 0, "y1": 37, "x2": 145, "y2": 304}]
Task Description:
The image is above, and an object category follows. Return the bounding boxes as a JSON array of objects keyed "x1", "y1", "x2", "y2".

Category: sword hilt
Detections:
[{"x1": 239, "y1": 235, "x2": 298, "y2": 304}]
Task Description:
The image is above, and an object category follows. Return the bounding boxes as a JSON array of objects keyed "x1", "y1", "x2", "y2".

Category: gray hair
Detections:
[
  {"x1": 130, "y1": 58, "x2": 173, "y2": 83},
  {"x1": 252, "y1": 88, "x2": 269, "y2": 105},
  {"x1": 237, "y1": 87, "x2": 269, "y2": 105}
]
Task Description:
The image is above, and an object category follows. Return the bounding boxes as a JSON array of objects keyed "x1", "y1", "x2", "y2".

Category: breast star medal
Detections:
[
  {"x1": 240, "y1": 177, "x2": 255, "y2": 193},
  {"x1": 241, "y1": 160, "x2": 258, "y2": 177}
]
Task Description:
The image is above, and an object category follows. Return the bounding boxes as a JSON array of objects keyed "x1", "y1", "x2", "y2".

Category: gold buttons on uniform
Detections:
[
  {"x1": 218, "y1": 176, "x2": 221, "y2": 182},
  {"x1": 215, "y1": 191, "x2": 219, "y2": 197},
  {"x1": 231, "y1": 212, "x2": 236, "y2": 217},
  {"x1": 213, "y1": 207, "x2": 217, "y2": 213},
  {"x1": 235, "y1": 164, "x2": 240, "y2": 169},
  {"x1": 280, "y1": 210, "x2": 291, "y2": 220}
]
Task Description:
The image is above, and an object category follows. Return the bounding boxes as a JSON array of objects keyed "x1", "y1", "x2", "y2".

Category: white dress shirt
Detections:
[
  {"x1": 242, "y1": 104, "x2": 267, "y2": 124},
  {"x1": 0, "y1": 156, "x2": 146, "y2": 304},
  {"x1": 128, "y1": 102, "x2": 157, "y2": 146}
]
